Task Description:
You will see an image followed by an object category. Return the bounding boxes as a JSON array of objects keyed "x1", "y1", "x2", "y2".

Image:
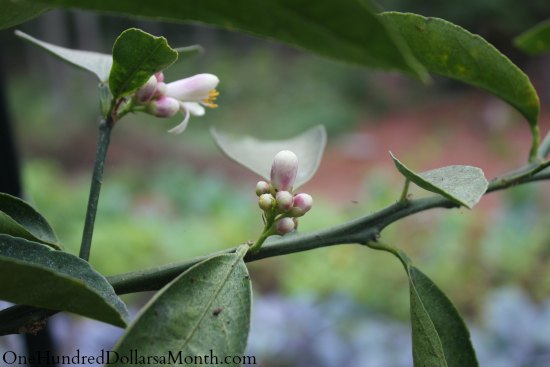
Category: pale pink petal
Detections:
[
  {"x1": 147, "y1": 96, "x2": 179, "y2": 117},
  {"x1": 167, "y1": 107, "x2": 191, "y2": 134},
  {"x1": 134, "y1": 75, "x2": 158, "y2": 103},
  {"x1": 165, "y1": 73, "x2": 219, "y2": 101},
  {"x1": 182, "y1": 102, "x2": 205, "y2": 116}
]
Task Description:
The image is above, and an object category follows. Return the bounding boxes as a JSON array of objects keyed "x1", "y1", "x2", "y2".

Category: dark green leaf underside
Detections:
[
  {"x1": 381, "y1": 12, "x2": 540, "y2": 128},
  {"x1": 408, "y1": 266, "x2": 479, "y2": 367},
  {"x1": 0, "y1": 235, "x2": 128, "y2": 327},
  {"x1": 385, "y1": 249, "x2": 478, "y2": 367},
  {"x1": 514, "y1": 19, "x2": 550, "y2": 55},
  {"x1": 109, "y1": 28, "x2": 178, "y2": 98},
  {"x1": 390, "y1": 153, "x2": 488, "y2": 208},
  {"x1": 0, "y1": 192, "x2": 61, "y2": 249},
  {"x1": 0, "y1": 0, "x2": 50, "y2": 30},
  {"x1": 112, "y1": 246, "x2": 251, "y2": 366},
  {"x1": 29, "y1": 0, "x2": 427, "y2": 79}
]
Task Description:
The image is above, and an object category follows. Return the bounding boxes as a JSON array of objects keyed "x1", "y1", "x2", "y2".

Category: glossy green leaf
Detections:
[
  {"x1": 112, "y1": 246, "x2": 251, "y2": 365},
  {"x1": 390, "y1": 153, "x2": 488, "y2": 208},
  {"x1": 0, "y1": 235, "x2": 129, "y2": 327},
  {"x1": 30, "y1": 0, "x2": 428, "y2": 79},
  {"x1": 408, "y1": 266, "x2": 479, "y2": 367},
  {"x1": 0, "y1": 0, "x2": 50, "y2": 30},
  {"x1": 212, "y1": 125, "x2": 326, "y2": 189},
  {"x1": 0, "y1": 192, "x2": 62, "y2": 250},
  {"x1": 514, "y1": 19, "x2": 550, "y2": 55},
  {"x1": 109, "y1": 28, "x2": 178, "y2": 99},
  {"x1": 381, "y1": 12, "x2": 540, "y2": 129},
  {"x1": 15, "y1": 30, "x2": 112, "y2": 82}
]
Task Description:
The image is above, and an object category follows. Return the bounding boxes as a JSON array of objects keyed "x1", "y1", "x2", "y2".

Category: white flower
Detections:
[{"x1": 164, "y1": 73, "x2": 220, "y2": 134}]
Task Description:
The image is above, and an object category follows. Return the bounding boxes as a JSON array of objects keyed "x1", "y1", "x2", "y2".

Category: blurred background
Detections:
[{"x1": 1, "y1": 1, "x2": 550, "y2": 366}]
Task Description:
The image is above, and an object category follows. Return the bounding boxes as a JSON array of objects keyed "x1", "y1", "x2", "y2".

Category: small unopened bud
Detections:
[
  {"x1": 146, "y1": 96, "x2": 180, "y2": 117},
  {"x1": 258, "y1": 193, "x2": 275, "y2": 211},
  {"x1": 134, "y1": 75, "x2": 158, "y2": 103},
  {"x1": 154, "y1": 82, "x2": 167, "y2": 99},
  {"x1": 256, "y1": 181, "x2": 270, "y2": 196},
  {"x1": 270, "y1": 150, "x2": 298, "y2": 191},
  {"x1": 290, "y1": 193, "x2": 313, "y2": 217},
  {"x1": 275, "y1": 217, "x2": 295, "y2": 235},
  {"x1": 276, "y1": 191, "x2": 293, "y2": 211},
  {"x1": 155, "y1": 72, "x2": 165, "y2": 83}
]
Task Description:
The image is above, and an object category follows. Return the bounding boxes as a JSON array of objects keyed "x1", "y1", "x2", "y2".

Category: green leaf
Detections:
[
  {"x1": 381, "y1": 12, "x2": 540, "y2": 130},
  {"x1": 112, "y1": 246, "x2": 251, "y2": 365},
  {"x1": 211, "y1": 125, "x2": 326, "y2": 189},
  {"x1": 0, "y1": 0, "x2": 50, "y2": 30},
  {"x1": 0, "y1": 192, "x2": 62, "y2": 250},
  {"x1": 0, "y1": 235, "x2": 129, "y2": 327},
  {"x1": 109, "y1": 28, "x2": 178, "y2": 99},
  {"x1": 514, "y1": 19, "x2": 550, "y2": 55},
  {"x1": 373, "y1": 245, "x2": 478, "y2": 367},
  {"x1": 15, "y1": 30, "x2": 112, "y2": 82},
  {"x1": 408, "y1": 266, "x2": 479, "y2": 367},
  {"x1": 29, "y1": 0, "x2": 428, "y2": 79},
  {"x1": 390, "y1": 152, "x2": 488, "y2": 208}
]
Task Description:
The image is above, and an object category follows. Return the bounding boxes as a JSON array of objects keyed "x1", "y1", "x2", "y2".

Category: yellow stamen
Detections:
[{"x1": 202, "y1": 89, "x2": 219, "y2": 108}]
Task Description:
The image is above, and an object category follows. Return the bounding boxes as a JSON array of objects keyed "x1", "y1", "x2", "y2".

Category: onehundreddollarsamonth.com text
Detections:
[{"x1": 2, "y1": 349, "x2": 257, "y2": 365}]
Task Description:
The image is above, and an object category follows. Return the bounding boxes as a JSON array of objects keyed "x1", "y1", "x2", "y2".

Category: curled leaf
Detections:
[
  {"x1": 390, "y1": 152, "x2": 488, "y2": 208},
  {"x1": 0, "y1": 193, "x2": 61, "y2": 249}
]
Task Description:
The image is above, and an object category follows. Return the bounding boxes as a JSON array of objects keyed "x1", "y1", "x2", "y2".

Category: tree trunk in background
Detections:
[{"x1": 0, "y1": 38, "x2": 57, "y2": 367}]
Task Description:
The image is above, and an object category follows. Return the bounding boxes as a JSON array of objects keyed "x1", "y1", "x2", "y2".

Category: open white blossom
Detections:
[{"x1": 136, "y1": 72, "x2": 219, "y2": 134}]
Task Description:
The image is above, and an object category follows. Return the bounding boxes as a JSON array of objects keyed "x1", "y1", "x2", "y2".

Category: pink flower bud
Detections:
[
  {"x1": 270, "y1": 150, "x2": 298, "y2": 191},
  {"x1": 290, "y1": 193, "x2": 313, "y2": 217},
  {"x1": 146, "y1": 96, "x2": 180, "y2": 117},
  {"x1": 256, "y1": 181, "x2": 271, "y2": 196},
  {"x1": 154, "y1": 82, "x2": 167, "y2": 99},
  {"x1": 276, "y1": 191, "x2": 293, "y2": 211},
  {"x1": 155, "y1": 72, "x2": 165, "y2": 83},
  {"x1": 258, "y1": 193, "x2": 275, "y2": 211},
  {"x1": 275, "y1": 217, "x2": 295, "y2": 235},
  {"x1": 134, "y1": 75, "x2": 158, "y2": 103}
]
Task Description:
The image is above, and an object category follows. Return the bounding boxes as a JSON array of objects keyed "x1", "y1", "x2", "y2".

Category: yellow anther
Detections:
[{"x1": 202, "y1": 89, "x2": 219, "y2": 108}]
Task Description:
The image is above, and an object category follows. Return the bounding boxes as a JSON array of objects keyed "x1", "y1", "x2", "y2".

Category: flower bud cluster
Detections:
[{"x1": 256, "y1": 150, "x2": 313, "y2": 235}]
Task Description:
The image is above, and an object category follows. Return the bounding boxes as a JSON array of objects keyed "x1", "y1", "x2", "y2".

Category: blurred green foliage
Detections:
[
  {"x1": 7, "y1": 12, "x2": 550, "y2": 324},
  {"x1": 22, "y1": 159, "x2": 550, "y2": 321}
]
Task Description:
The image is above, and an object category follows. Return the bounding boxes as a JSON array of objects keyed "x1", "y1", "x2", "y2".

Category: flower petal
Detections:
[
  {"x1": 134, "y1": 75, "x2": 158, "y2": 104},
  {"x1": 167, "y1": 107, "x2": 191, "y2": 134},
  {"x1": 147, "y1": 96, "x2": 180, "y2": 117},
  {"x1": 183, "y1": 102, "x2": 205, "y2": 116},
  {"x1": 165, "y1": 73, "x2": 219, "y2": 101}
]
